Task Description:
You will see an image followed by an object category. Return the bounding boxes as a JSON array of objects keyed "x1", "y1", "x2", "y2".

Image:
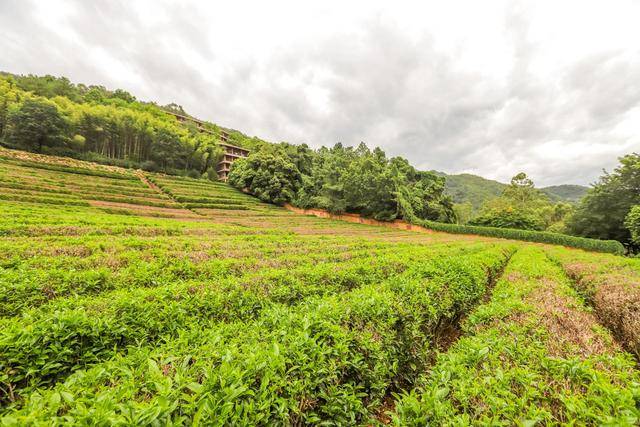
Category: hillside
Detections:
[
  {"x1": 0, "y1": 72, "x2": 268, "y2": 178},
  {"x1": 541, "y1": 184, "x2": 589, "y2": 202},
  {"x1": 0, "y1": 149, "x2": 638, "y2": 424},
  {"x1": 435, "y1": 171, "x2": 589, "y2": 209}
]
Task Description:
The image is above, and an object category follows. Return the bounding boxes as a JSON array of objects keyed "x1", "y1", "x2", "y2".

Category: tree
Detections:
[
  {"x1": 502, "y1": 172, "x2": 546, "y2": 207},
  {"x1": 0, "y1": 72, "x2": 262, "y2": 177},
  {"x1": 228, "y1": 150, "x2": 302, "y2": 205},
  {"x1": 469, "y1": 207, "x2": 543, "y2": 230},
  {"x1": 624, "y1": 205, "x2": 640, "y2": 246},
  {"x1": 6, "y1": 99, "x2": 68, "y2": 152},
  {"x1": 567, "y1": 153, "x2": 640, "y2": 244},
  {"x1": 453, "y1": 202, "x2": 474, "y2": 224}
]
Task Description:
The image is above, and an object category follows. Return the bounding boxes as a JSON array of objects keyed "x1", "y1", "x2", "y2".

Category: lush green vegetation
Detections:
[
  {"x1": 4, "y1": 72, "x2": 636, "y2": 252},
  {"x1": 568, "y1": 153, "x2": 640, "y2": 249},
  {"x1": 541, "y1": 184, "x2": 589, "y2": 202},
  {"x1": 0, "y1": 151, "x2": 638, "y2": 424},
  {"x1": 626, "y1": 205, "x2": 640, "y2": 245},
  {"x1": 546, "y1": 246, "x2": 640, "y2": 359},
  {"x1": 465, "y1": 173, "x2": 574, "y2": 232},
  {"x1": 433, "y1": 171, "x2": 506, "y2": 210},
  {"x1": 228, "y1": 142, "x2": 456, "y2": 222},
  {"x1": 440, "y1": 155, "x2": 640, "y2": 251}
]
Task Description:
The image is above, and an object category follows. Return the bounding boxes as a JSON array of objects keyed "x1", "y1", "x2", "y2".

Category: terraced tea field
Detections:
[{"x1": 0, "y1": 149, "x2": 638, "y2": 425}]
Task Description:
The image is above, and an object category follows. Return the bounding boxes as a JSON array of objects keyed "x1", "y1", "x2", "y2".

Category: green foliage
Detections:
[
  {"x1": 541, "y1": 184, "x2": 588, "y2": 202},
  {"x1": 230, "y1": 142, "x2": 455, "y2": 222},
  {"x1": 0, "y1": 73, "x2": 240, "y2": 178},
  {"x1": 228, "y1": 148, "x2": 302, "y2": 205},
  {"x1": 435, "y1": 171, "x2": 587, "y2": 210},
  {"x1": 546, "y1": 245, "x2": 640, "y2": 359},
  {"x1": 2, "y1": 244, "x2": 511, "y2": 423},
  {"x1": 469, "y1": 207, "x2": 543, "y2": 230},
  {"x1": 434, "y1": 172, "x2": 506, "y2": 210},
  {"x1": 568, "y1": 153, "x2": 640, "y2": 245},
  {"x1": 452, "y1": 202, "x2": 473, "y2": 225},
  {"x1": 5, "y1": 99, "x2": 68, "y2": 152},
  {"x1": 0, "y1": 154, "x2": 637, "y2": 425},
  {"x1": 502, "y1": 172, "x2": 536, "y2": 204},
  {"x1": 468, "y1": 173, "x2": 574, "y2": 233},
  {"x1": 625, "y1": 205, "x2": 640, "y2": 245}
]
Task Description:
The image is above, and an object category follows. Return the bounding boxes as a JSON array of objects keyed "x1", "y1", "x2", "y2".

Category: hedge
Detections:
[
  {"x1": 0, "y1": 157, "x2": 135, "y2": 180},
  {"x1": 416, "y1": 219, "x2": 625, "y2": 255}
]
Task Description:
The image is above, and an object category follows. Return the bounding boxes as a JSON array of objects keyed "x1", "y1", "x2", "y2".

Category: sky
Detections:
[{"x1": 1, "y1": 0, "x2": 639, "y2": 186}]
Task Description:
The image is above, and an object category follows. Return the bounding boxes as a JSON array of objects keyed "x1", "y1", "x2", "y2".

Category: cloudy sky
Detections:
[{"x1": 1, "y1": 0, "x2": 639, "y2": 186}]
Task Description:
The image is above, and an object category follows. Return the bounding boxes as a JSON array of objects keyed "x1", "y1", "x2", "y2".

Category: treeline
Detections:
[
  {"x1": 228, "y1": 142, "x2": 456, "y2": 222},
  {"x1": 0, "y1": 73, "x2": 261, "y2": 178}
]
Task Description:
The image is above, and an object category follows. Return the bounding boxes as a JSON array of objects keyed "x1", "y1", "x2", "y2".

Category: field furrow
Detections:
[
  {"x1": 1, "y1": 246, "x2": 513, "y2": 423},
  {"x1": 546, "y1": 247, "x2": 640, "y2": 360},
  {"x1": 391, "y1": 247, "x2": 640, "y2": 425}
]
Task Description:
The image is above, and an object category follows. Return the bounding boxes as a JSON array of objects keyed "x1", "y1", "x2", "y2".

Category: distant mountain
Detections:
[
  {"x1": 432, "y1": 172, "x2": 589, "y2": 209},
  {"x1": 432, "y1": 172, "x2": 506, "y2": 210},
  {"x1": 539, "y1": 185, "x2": 589, "y2": 202}
]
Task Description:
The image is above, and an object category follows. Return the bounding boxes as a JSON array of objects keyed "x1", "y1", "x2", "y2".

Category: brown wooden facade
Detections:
[{"x1": 166, "y1": 111, "x2": 250, "y2": 181}]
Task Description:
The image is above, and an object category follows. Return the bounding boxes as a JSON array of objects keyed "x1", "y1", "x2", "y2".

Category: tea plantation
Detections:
[{"x1": 0, "y1": 149, "x2": 638, "y2": 425}]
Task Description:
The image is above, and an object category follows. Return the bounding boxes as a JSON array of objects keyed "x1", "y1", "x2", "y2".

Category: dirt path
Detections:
[
  {"x1": 135, "y1": 172, "x2": 167, "y2": 195},
  {"x1": 284, "y1": 204, "x2": 434, "y2": 233}
]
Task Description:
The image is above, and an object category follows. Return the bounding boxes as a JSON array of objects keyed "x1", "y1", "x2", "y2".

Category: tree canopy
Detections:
[
  {"x1": 229, "y1": 142, "x2": 455, "y2": 222},
  {"x1": 625, "y1": 205, "x2": 640, "y2": 246},
  {"x1": 5, "y1": 99, "x2": 68, "y2": 153},
  {"x1": 567, "y1": 153, "x2": 640, "y2": 246}
]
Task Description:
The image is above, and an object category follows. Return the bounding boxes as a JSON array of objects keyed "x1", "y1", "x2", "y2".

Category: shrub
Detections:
[
  {"x1": 141, "y1": 160, "x2": 159, "y2": 172},
  {"x1": 186, "y1": 169, "x2": 201, "y2": 179},
  {"x1": 469, "y1": 207, "x2": 543, "y2": 231}
]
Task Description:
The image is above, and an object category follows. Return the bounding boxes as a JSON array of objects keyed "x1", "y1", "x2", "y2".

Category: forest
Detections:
[{"x1": 228, "y1": 141, "x2": 456, "y2": 222}]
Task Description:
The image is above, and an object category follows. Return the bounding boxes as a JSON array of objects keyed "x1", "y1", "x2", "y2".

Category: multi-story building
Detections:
[
  {"x1": 166, "y1": 111, "x2": 250, "y2": 181},
  {"x1": 216, "y1": 142, "x2": 250, "y2": 182}
]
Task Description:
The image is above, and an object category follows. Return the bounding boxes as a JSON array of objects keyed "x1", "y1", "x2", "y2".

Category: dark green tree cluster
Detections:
[
  {"x1": 568, "y1": 153, "x2": 640, "y2": 248},
  {"x1": 626, "y1": 205, "x2": 640, "y2": 246},
  {"x1": 229, "y1": 142, "x2": 455, "y2": 222}
]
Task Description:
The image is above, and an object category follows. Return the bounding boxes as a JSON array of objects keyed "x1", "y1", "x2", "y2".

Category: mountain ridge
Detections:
[{"x1": 432, "y1": 171, "x2": 589, "y2": 209}]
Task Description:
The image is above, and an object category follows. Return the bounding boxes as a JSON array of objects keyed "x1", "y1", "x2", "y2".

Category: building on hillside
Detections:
[
  {"x1": 165, "y1": 111, "x2": 250, "y2": 181},
  {"x1": 217, "y1": 142, "x2": 250, "y2": 181},
  {"x1": 168, "y1": 112, "x2": 213, "y2": 134}
]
